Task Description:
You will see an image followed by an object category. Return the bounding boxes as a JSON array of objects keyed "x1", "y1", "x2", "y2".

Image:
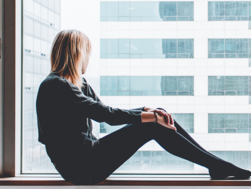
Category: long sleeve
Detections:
[{"x1": 64, "y1": 79, "x2": 142, "y2": 126}]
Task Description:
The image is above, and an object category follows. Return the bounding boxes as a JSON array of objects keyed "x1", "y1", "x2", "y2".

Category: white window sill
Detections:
[{"x1": 0, "y1": 175, "x2": 251, "y2": 186}]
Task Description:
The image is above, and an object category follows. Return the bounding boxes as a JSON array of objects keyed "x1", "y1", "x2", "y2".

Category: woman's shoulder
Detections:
[
  {"x1": 40, "y1": 72, "x2": 67, "y2": 90},
  {"x1": 40, "y1": 72, "x2": 84, "y2": 97}
]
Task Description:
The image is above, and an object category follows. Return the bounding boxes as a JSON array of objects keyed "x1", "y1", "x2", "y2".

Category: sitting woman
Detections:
[{"x1": 36, "y1": 30, "x2": 251, "y2": 185}]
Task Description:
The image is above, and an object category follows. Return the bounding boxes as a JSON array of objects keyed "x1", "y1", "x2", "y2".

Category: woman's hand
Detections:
[
  {"x1": 144, "y1": 107, "x2": 176, "y2": 131},
  {"x1": 156, "y1": 113, "x2": 177, "y2": 132}
]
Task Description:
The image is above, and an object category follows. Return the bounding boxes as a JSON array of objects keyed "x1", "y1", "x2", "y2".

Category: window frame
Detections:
[
  {"x1": 1, "y1": 0, "x2": 22, "y2": 177},
  {"x1": 0, "y1": 0, "x2": 250, "y2": 180},
  {"x1": 0, "y1": 0, "x2": 3, "y2": 177}
]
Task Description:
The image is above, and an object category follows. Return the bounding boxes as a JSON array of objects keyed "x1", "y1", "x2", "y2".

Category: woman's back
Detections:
[{"x1": 36, "y1": 71, "x2": 98, "y2": 164}]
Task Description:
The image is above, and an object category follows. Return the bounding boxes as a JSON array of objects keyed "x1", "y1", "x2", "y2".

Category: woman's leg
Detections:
[
  {"x1": 156, "y1": 108, "x2": 224, "y2": 161},
  {"x1": 89, "y1": 121, "x2": 230, "y2": 185}
]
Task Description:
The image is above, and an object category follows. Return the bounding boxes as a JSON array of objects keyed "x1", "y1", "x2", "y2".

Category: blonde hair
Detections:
[{"x1": 50, "y1": 30, "x2": 92, "y2": 90}]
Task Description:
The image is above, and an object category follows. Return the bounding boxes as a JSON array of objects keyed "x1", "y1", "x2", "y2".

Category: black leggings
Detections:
[{"x1": 89, "y1": 108, "x2": 229, "y2": 185}]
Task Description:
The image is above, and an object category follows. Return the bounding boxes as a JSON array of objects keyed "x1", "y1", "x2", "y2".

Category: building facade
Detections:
[{"x1": 99, "y1": 1, "x2": 251, "y2": 173}]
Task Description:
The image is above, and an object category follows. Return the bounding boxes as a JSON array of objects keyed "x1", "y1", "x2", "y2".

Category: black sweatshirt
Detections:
[{"x1": 36, "y1": 71, "x2": 144, "y2": 164}]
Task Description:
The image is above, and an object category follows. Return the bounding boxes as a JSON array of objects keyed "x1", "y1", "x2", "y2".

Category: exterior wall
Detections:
[{"x1": 100, "y1": 0, "x2": 251, "y2": 173}]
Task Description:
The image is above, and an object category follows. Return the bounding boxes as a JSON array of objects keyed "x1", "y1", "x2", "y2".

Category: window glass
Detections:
[
  {"x1": 119, "y1": 2, "x2": 130, "y2": 17},
  {"x1": 34, "y1": 2, "x2": 41, "y2": 18},
  {"x1": 100, "y1": 2, "x2": 107, "y2": 21},
  {"x1": 177, "y1": 2, "x2": 194, "y2": 21},
  {"x1": 22, "y1": 0, "x2": 251, "y2": 175},
  {"x1": 55, "y1": 0, "x2": 61, "y2": 14},
  {"x1": 106, "y1": 2, "x2": 118, "y2": 21},
  {"x1": 48, "y1": 0, "x2": 55, "y2": 11},
  {"x1": 209, "y1": 39, "x2": 233, "y2": 58},
  {"x1": 25, "y1": 17, "x2": 33, "y2": 36},
  {"x1": 24, "y1": 55, "x2": 34, "y2": 73},
  {"x1": 101, "y1": 1, "x2": 194, "y2": 21},
  {"x1": 41, "y1": 0, "x2": 48, "y2": 7},
  {"x1": 41, "y1": 6, "x2": 48, "y2": 21},
  {"x1": 100, "y1": 76, "x2": 194, "y2": 96},
  {"x1": 41, "y1": 25, "x2": 48, "y2": 41},
  {"x1": 101, "y1": 39, "x2": 194, "y2": 59},
  {"x1": 25, "y1": 35, "x2": 34, "y2": 51},
  {"x1": 208, "y1": 76, "x2": 249, "y2": 96},
  {"x1": 22, "y1": 0, "x2": 60, "y2": 173},
  {"x1": 209, "y1": 114, "x2": 250, "y2": 133},
  {"x1": 208, "y1": 1, "x2": 250, "y2": 21},
  {"x1": 33, "y1": 22, "x2": 41, "y2": 38},
  {"x1": 25, "y1": 0, "x2": 34, "y2": 15}
]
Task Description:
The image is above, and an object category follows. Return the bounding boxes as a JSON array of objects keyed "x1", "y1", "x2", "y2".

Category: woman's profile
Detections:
[{"x1": 36, "y1": 30, "x2": 251, "y2": 185}]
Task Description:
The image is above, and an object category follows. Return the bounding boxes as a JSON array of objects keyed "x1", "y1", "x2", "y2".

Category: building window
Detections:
[
  {"x1": 208, "y1": 1, "x2": 250, "y2": 21},
  {"x1": 208, "y1": 114, "x2": 250, "y2": 134},
  {"x1": 208, "y1": 76, "x2": 249, "y2": 96},
  {"x1": 101, "y1": 1, "x2": 194, "y2": 22},
  {"x1": 100, "y1": 76, "x2": 194, "y2": 96},
  {"x1": 208, "y1": 39, "x2": 250, "y2": 58},
  {"x1": 101, "y1": 39, "x2": 194, "y2": 59}
]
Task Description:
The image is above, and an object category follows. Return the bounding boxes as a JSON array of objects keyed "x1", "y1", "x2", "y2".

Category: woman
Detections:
[{"x1": 36, "y1": 30, "x2": 251, "y2": 185}]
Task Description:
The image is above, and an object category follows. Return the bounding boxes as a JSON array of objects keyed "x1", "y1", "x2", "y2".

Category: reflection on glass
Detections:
[
  {"x1": 208, "y1": 76, "x2": 249, "y2": 96},
  {"x1": 208, "y1": 114, "x2": 250, "y2": 133},
  {"x1": 208, "y1": 1, "x2": 250, "y2": 21},
  {"x1": 23, "y1": 0, "x2": 61, "y2": 173},
  {"x1": 100, "y1": 76, "x2": 194, "y2": 96},
  {"x1": 101, "y1": 39, "x2": 194, "y2": 59},
  {"x1": 101, "y1": 1, "x2": 194, "y2": 21},
  {"x1": 208, "y1": 39, "x2": 250, "y2": 58}
]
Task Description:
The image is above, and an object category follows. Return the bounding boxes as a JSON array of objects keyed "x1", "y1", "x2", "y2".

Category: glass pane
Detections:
[
  {"x1": 100, "y1": 76, "x2": 194, "y2": 96},
  {"x1": 22, "y1": 0, "x2": 61, "y2": 173},
  {"x1": 101, "y1": 39, "x2": 194, "y2": 59},
  {"x1": 101, "y1": 1, "x2": 194, "y2": 21},
  {"x1": 208, "y1": 1, "x2": 249, "y2": 21},
  {"x1": 22, "y1": 0, "x2": 251, "y2": 177}
]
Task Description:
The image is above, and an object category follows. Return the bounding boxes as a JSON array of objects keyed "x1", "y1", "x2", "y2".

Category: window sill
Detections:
[{"x1": 0, "y1": 175, "x2": 251, "y2": 186}]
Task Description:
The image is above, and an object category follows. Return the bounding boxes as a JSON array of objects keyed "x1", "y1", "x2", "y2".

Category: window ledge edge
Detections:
[{"x1": 0, "y1": 175, "x2": 251, "y2": 186}]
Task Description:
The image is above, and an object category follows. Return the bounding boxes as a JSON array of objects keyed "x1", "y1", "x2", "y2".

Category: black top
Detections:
[{"x1": 36, "y1": 71, "x2": 144, "y2": 163}]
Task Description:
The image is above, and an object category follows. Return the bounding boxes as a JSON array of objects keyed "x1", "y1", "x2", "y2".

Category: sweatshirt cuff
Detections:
[{"x1": 128, "y1": 110, "x2": 142, "y2": 123}]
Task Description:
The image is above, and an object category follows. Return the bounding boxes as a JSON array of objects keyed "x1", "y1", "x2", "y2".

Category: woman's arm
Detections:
[
  {"x1": 63, "y1": 79, "x2": 142, "y2": 126},
  {"x1": 80, "y1": 78, "x2": 175, "y2": 130},
  {"x1": 141, "y1": 111, "x2": 156, "y2": 123}
]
